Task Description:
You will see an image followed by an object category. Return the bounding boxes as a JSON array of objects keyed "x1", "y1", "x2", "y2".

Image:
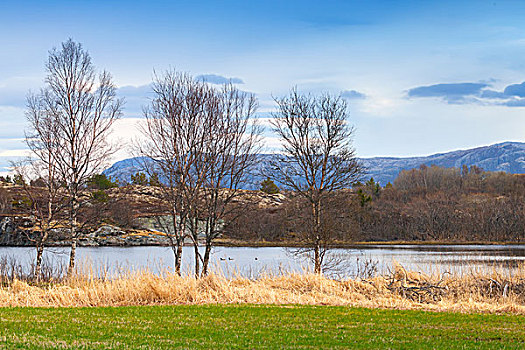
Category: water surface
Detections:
[{"x1": 1, "y1": 244, "x2": 523, "y2": 278}]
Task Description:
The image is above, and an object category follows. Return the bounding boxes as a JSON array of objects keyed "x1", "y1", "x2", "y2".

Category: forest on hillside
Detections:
[
  {"x1": 1, "y1": 163, "x2": 524, "y2": 249},
  {"x1": 227, "y1": 165, "x2": 525, "y2": 243}
]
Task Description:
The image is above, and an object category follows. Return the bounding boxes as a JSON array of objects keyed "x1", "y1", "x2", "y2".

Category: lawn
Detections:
[{"x1": 0, "y1": 305, "x2": 523, "y2": 349}]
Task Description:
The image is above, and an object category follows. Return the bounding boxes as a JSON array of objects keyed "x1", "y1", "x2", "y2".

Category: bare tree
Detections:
[
  {"x1": 196, "y1": 83, "x2": 261, "y2": 276},
  {"x1": 12, "y1": 163, "x2": 66, "y2": 280},
  {"x1": 269, "y1": 89, "x2": 362, "y2": 274},
  {"x1": 137, "y1": 71, "x2": 215, "y2": 275},
  {"x1": 30, "y1": 39, "x2": 123, "y2": 274},
  {"x1": 14, "y1": 96, "x2": 69, "y2": 279},
  {"x1": 137, "y1": 72, "x2": 261, "y2": 277},
  {"x1": 0, "y1": 188, "x2": 10, "y2": 215}
]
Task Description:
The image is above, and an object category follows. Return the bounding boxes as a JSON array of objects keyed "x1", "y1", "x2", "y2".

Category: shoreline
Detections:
[
  {"x1": 214, "y1": 239, "x2": 525, "y2": 248},
  {"x1": 0, "y1": 240, "x2": 524, "y2": 249}
]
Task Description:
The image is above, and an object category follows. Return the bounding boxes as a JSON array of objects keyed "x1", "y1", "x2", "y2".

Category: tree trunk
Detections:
[
  {"x1": 192, "y1": 216, "x2": 201, "y2": 278},
  {"x1": 68, "y1": 237, "x2": 77, "y2": 276},
  {"x1": 202, "y1": 243, "x2": 212, "y2": 277},
  {"x1": 175, "y1": 241, "x2": 183, "y2": 275},
  {"x1": 193, "y1": 241, "x2": 200, "y2": 278},
  {"x1": 314, "y1": 237, "x2": 321, "y2": 274},
  {"x1": 35, "y1": 227, "x2": 50, "y2": 281},
  {"x1": 312, "y1": 200, "x2": 322, "y2": 274},
  {"x1": 35, "y1": 244, "x2": 44, "y2": 280},
  {"x1": 68, "y1": 193, "x2": 78, "y2": 276}
]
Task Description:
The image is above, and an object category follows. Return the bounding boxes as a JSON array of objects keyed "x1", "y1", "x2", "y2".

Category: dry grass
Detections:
[{"x1": 0, "y1": 262, "x2": 523, "y2": 314}]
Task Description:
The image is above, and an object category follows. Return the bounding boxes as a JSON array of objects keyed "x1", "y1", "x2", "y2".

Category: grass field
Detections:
[{"x1": 0, "y1": 305, "x2": 523, "y2": 349}]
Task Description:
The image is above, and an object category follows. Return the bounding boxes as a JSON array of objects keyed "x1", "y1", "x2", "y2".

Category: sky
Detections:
[{"x1": 1, "y1": 0, "x2": 525, "y2": 173}]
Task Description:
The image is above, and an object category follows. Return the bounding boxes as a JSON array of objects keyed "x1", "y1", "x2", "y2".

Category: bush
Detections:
[
  {"x1": 0, "y1": 175, "x2": 12, "y2": 184},
  {"x1": 260, "y1": 178, "x2": 280, "y2": 194},
  {"x1": 91, "y1": 190, "x2": 109, "y2": 203},
  {"x1": 88, "y1": 174, "x2": 118, "y2": 190},
  {"x1": 13, "y1": 174, "x2": 26, "y2": 186},
  {"x1": 12, "y1": 196, "x2": 32, "y2": 209},
  {"x1": 131, "y1": 172, "x2": 148, "y2": 186}
]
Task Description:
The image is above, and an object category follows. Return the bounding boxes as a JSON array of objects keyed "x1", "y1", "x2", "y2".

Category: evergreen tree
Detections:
[
  {"x1": 149, "y1": 173, "x2": 161, "y2": 187},
  {"x1": 131, "y1": 172, "x2": 148, "y2": 185},
  {"x1": 260, "y1": 178, "x2": 280, "y2": 194},
  {"x1": 88, "y1": 174, "x2": 118, "y2": 190}
]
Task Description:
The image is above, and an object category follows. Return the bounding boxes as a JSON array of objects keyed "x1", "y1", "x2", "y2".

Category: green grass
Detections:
[{"x1": 0, "y1": 305, "x2": 523, "y2": 349}]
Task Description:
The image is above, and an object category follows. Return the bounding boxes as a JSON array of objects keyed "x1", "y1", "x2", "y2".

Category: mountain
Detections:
[
  {"x1": 361, "y1": 141, "x2": 525, "y2": 185},
  {"x1": 103, "y1": 156, "x2": 150, "y2": 185},
  {"x1": 104, "y1": 141, "x2": 525, "y2": 187}
]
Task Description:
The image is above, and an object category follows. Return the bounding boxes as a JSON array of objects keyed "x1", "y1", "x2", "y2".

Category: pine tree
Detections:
[{"x1": 260, "y1": 178, "x2": 280, "y2": 194}]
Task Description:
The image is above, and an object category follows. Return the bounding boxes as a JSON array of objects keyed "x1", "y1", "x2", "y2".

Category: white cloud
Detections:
[
  {"x1": 0, "y1": 149, "x2": 30, "y2": 157},
  {"x1": 261, "y1": 136, "x2": 283, "y2": 153},
  {"x1": 106, "y1": 117, "x2": 146, "y2": 162}
]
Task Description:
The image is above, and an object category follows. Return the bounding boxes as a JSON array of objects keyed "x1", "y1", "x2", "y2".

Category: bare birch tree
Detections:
[
  {"x1": 269, "y1": 89, "x2": 362, "y2": 274},
  {"x1": 14, "y1": 96, "x2": 68, "y2": 279},
  {"x1": 137, "y1": 71, "x2": 215, "y2": 275},
  {"x1": 138, "y1": 72, "x2": 261, "y2": 276},
  {"x1": 31, "y1": 39, "x2": 123, "y2": 274},
  {"x1": 196, "y1": 83, "x2": 261, "y2": 276}
]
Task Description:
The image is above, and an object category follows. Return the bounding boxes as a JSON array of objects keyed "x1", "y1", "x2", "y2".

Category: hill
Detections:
[
  {"x1": 103, "y1": 141, "x2": 525, "y2": 186},
  {"x1": 361, "y1": 141, "x2": 525, "y2": 184}
]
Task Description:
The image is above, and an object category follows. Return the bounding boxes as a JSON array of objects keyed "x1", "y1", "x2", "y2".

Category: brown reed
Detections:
[{"x1": 0, "y1": 262, "x2": 523, "y2": 314}]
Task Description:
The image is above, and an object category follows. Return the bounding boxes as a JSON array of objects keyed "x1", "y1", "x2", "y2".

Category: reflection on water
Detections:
[{"x1": 0, "y1": 244, "x2": 523, "y2": 278}]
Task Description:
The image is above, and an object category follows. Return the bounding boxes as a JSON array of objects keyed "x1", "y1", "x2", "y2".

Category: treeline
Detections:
[{"x1": 227, "y1": 165, "x2": 525, "y2": 243}]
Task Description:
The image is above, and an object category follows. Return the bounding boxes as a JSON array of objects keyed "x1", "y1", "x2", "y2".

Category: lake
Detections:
[{"x1": 0, "y1": 244, "x2": 524, "y2": 278}]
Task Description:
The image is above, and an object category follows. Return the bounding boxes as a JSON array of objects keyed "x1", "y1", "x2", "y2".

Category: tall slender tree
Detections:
[
  {"x1": 197, "y1": 83, "x2": 261, "y2": 276},
  {"x1": 137, "y1": 72, "x2": 261, "y2": 276},
  {"x1": 30, "y1": 39, "x2": 123, "y2": 274},
  {"x1": 14, "y1": 96, "x2": 67, "y2": 279}
]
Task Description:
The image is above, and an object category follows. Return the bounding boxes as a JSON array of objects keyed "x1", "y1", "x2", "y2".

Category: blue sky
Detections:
[{"x1": 1, "y1": 0, "x2": 525, "y2": 173}]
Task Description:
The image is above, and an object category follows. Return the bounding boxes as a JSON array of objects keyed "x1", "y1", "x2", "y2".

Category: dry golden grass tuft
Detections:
[{"x1": 0, "y1": 263, "x2": 524, "y2": 314}]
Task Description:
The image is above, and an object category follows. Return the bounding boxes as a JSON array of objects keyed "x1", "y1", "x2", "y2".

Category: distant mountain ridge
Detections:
[
  {"x1": 103, "y1": 141, "x2": 525, "y2": 187},
  {"x1": 361, "y1": 141, "x2": 525, "y2": 185}
]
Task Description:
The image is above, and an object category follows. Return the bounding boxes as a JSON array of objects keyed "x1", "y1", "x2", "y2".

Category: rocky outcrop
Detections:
[
  {"x1": 0, "y1": 216, "x2": 171, "y2": 247},
  {"x1": 0, "y1": 216, "x2": 31, "y2": 246},
  {"x1": 78, "y1": 225, "x2": 170, "y2": 246},
  {"x1": 0, "y1": 184, "x2": 287, "y2": 247}
]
